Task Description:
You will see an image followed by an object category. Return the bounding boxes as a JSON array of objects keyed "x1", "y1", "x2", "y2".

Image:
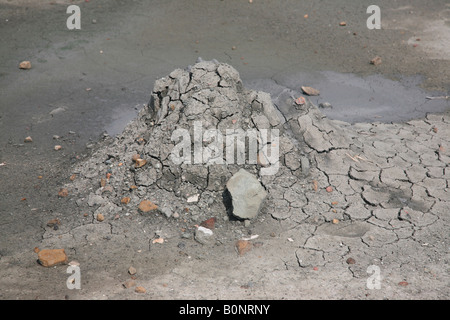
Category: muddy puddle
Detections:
[{"x1": 245, "y1": 71, "x2": 449, "y2": 125}]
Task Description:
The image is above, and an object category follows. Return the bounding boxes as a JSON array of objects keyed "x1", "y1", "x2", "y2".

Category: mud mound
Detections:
[
  {"x1": 68, "y1": 59, "x2": 342, "y2": 223},
  {"x1": 67, "y1": 59, "x2": 444, "y2": 227},
  {"x1": 36, "y1": 60, "x2": 449, "y2": 299}
]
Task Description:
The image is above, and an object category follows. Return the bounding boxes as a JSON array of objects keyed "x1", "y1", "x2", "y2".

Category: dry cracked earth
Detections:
[{"x1": 1, "y1": 60, "x2": 449, "y2": 300}]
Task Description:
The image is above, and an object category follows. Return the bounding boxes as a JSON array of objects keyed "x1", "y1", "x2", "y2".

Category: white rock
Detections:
[{"x1": 187, "y1": 194, "x2": 199, "y2": 203}]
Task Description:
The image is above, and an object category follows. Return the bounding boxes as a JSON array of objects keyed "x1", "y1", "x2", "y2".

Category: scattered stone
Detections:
[
  {"x1": 326, "y1": 186, "x2": 333, "y2": 193},
  {"x1": 96, "y1": 213, "x2": 105, "y2": 222},
  {"x1": 370, "y1": 56, "x2": 382, "y2": 66},
  {"x1": 187, "y1": 194, "x2": 199, "y2": 203},
  {"x1": 131, "y1": 154, "x2": 141, "y2": 162},
  {"x1": 319, "y1": 102, "x2": 332, "y2": 109},
  {"x1": 159, "y1": 206, "x2": 173, "y2": 218},
  {"x1": 46, "y1": 218, "x2": 61, "y2": 227},
  {"x1": 194, "y1": 226, "x2": 215, "y2": 246},
  {"x1": 69, "y1": 260, "x2": 80, "y2": 266},
  {"x1": 135, "y1": 158, "x2": 147, "y2": 168},
  {"x1": 295, "y1": 96, "x2": 306, "y2": 105},
  {"x1": 69, "y1": 174, "x2": 77, "y2": 181},
  {"x1": 121, "y1": 197, "x2": 131, "y2": 205},
  {"x1": 226, "y1": 169, "x2": 267, "y2": 220},
  {"x1": 87, "y1": 193, "x2": 105, "y2": 207},
  {"x1": 346, "y1": 257, "x2": 356, "y2": 264},
  {"x1": 33, "y1": 247, "x2": 40, "y2": 253},
  {"x1": 332, "y1": 218, "x2": 339, "y2": 224},
  {"x1": 58, "y1": 188, "x2": 69, "y2": 197},
  {"x1": 200, "y1": 217, "x2": 216, "y2": 230},
  {"x1": 235, "y1": 240, "x2": 252, "y2": 256},
  {"x1": 339, "y1": 21, "x2": 347, "y2": 26},
  {"x1": 19, "y1": 61, "x2": 31, "y2": 69},
  {"x1": 313, "y1": 180, "x2": 318, "y2": 192},
  {"x1": 24, "y1": 136, "x2": 32, "y2": 143},
  {"x1": 128, "y1": 266, "x2": 137, "y2": 275},
  {"x1": 152, "y1": 238, "x2": 164, "y2": 244},
  {"x1": 54, "y1": 145, "x2": 62, "y2": 151},
  {"x1": 301, "y1": 86, "x2": 320, "y2": 96},
  {"x1": 123, "y1": 279, "x2": 136, "y2": 289},
  {"x1": 138, "y1": 200, "x2": 158, "y2": 213},
  {"x1": 398, "y1": 281, "x2": 409, "y2": 287},
  {"x1": 49, "y1": 107, "x2": 66, "y2": 117},
  {"x1": 37, "y1": 249, "x2": 68, "y2": 267},
  {"x1": 135, "y1": 286, "x2": 146, "y2": 293}
]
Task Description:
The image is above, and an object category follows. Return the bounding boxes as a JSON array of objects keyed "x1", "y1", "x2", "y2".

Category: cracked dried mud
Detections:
[{"x1": 0, "y1": 0, "x2": 449, "y2": 300}]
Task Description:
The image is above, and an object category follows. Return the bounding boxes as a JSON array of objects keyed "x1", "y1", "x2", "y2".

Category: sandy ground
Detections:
[{"x1": 0, "y1": 0, "x2": 449, "y2": 301}]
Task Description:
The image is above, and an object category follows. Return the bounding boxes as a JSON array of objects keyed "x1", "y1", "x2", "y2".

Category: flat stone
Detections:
[
  {"x1": 37, "y1": 249, "x2": 68, "y2": 267},
  {"x1": 194, "y1": 226, "x2": 215, "y2": 246},
  {"x1": 138, "y1": 200, "x2": 158, "y2": 213},
  {"x1": 135, "y1": 158, "x2": 147, "y2": 168},
  {"x1": 128, "y1": 266, "x2": 137, "y2": 275},
  {"x1": 135, "y1": 286, "x2": 146, "y2": 293},
  {"x1": 226, "y1": 169, "x2": 267, "y2": 220},
  {"x1": 235, "y1": 240, "x2": 252, "y2": 256},
  {"x1": 123, "y1": 279, "x2": 137, "y2": 289},
  {"x1": 301, "y1": 86, "x2": 320, "y2": 96},
  {"x1": 120, "y1": 197, "x2": 131, "y2": 204},
  {"x1": 159, "y1": 206, "x2": 173, "y2": 218},
  {"x1": 58, "y1": 188, "x2": 69, "y2": 197},
  {"x1": 19, "y1": 60, "x2": 31, "y2": 69},
  {"x1": 200, "y1": 217, "x2": 216, "y2": 230}
]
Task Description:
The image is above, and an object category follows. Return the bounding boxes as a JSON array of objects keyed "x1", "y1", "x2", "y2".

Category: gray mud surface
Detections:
[{"x1": 0, "y1": 0, "x2": 449, "y2": 300}]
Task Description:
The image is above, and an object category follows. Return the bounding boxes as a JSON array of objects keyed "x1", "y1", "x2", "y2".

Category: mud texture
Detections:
[
  {"x1": 0, "y1": 0, "x2": 449, "y2": 301},
  {"x1": 2, "y1": 61, "x2": 448, "y2": 300}
]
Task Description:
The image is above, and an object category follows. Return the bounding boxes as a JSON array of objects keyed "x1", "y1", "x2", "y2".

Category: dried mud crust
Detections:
[{"x1": 39, "y1": 60, "x2": 449, "y2": 299}]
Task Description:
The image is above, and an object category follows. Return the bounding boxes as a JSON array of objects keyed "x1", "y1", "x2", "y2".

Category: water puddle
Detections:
[{"x1": 245, "y1": 71, "x2": 449, "y2": 124}]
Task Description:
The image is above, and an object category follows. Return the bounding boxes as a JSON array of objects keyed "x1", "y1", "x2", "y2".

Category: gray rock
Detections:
[
  {"x1": 194, "y1": 226, "x2": 215, "y2": 245},
  {"x1": 226, "y1": 169, "x2": 267, "y2": 219},
  {"x1": 318, "y1": 102, "x2": 332, "y2": 109},
  {"x1": 87, "y1": 193, "x2": 105, "y2": 207},
  {"x1": 159, "y1": 206, "x2": 173, "y2": 218}
]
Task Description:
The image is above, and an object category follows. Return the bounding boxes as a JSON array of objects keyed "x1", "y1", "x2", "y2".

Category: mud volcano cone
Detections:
[{"x1": 69, "y1": 59, "x2": 349, "y2": 222}]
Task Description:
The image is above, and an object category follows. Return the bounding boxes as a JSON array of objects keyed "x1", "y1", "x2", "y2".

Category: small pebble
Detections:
[
  {"x1": 128, "y1": 266, "x2": 137, "y2": 275},
  {"x1": 122, "y1": 279, "x2": 136, "y2": 289},
  {"x1": 19, "y1": 61, "x2": 31, "y2": 69},
  {"x1": 135, "y1": 286, "x2": 146, "y2": 293}
]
